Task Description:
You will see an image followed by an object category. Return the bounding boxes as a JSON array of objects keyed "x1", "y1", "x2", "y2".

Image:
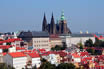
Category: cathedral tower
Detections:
[
  {"x1": 50, "y1": 13, "x2": 56, "y2": 34},
  {"x1": 42, "y1": 13, "x2": 47, "y2": 32},
  {"x1": 59, "y1": 11, "x2": 71, "y2": 34}
]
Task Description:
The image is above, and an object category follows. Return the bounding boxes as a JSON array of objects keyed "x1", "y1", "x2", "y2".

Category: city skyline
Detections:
[{"x1": 0, "y1": 0, "x2": 104, "y2": 33}]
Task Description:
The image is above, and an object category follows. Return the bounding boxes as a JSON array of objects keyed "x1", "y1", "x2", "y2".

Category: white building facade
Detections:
[
  {"x1": 4, "y1": 53, "x2": 27, "y2": 69},
  {"x1": 60, "y1": 34, "x2": 95, "y2": 47}
]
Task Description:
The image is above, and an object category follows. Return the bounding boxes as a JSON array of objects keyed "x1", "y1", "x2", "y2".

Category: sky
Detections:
[{"x1": 0, "y1": 0, "x2": 104, "y2": 33}]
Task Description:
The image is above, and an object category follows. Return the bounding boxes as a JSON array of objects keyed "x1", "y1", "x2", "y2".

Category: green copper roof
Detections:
[{"x1": 61, "y1": 11, "x2": 65, "y2": 20}]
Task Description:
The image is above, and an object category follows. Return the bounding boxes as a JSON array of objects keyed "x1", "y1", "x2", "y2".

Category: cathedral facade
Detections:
[{"x1": 42, "y1": 11, "x2": 71, "y2": 35}]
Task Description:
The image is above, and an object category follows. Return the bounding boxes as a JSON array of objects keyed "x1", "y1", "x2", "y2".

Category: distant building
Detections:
[
  {"x1": 18, "y1": 31, "x2": 33, "y2": 46},
  {"x1": 49, "y1": 34, "x2": 62, "y2": 48},
  {"x1": 4, "y1": 52, "x2": 27, "y2": 69},
  {"x1": 18, "y1": 31, "x2": 50, "y2": 51},
  {"x1": 42, "y1": 11, "x2": 71, "y2": 35},
  {"x1": 32, "y1": 31, "x2": 50, "y2": 51},
  {"x1": 27, "y1": 53, "x2": 41, "y2": 68},
  {"x1": 60, "y1": 34, "x2": 95, "y2": 47}
]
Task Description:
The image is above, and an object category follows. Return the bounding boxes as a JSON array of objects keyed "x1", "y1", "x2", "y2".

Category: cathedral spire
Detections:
[
  {"x1": 42, "y1": 13, "x2": 47, "y2": 31},
  {"x1": 50, "y1": 13, "x2": 56, "y2": 34}
]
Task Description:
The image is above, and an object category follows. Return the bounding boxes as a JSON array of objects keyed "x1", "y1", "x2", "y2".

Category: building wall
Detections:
[
  {"x1": 4, "y1": 54, "x2": 27, "y2": 69},
  {"x1": 32, "y1": 37, "x2": 50, "y2": 51},
  {"x1": 4, "y1": 54, "x2": 13, "y2": 67},
  {"x1": 72, "y1": 57, "x2": 81, "y2": 63},
  {"x1": 0, "y1": 54, "x2": 4, "y2": 63},
  {"x1": 50, "y1": 39, "x2": 62, "y2": 48},
  {"x1": 11, "y1": 41, "x2": 20, "y2": 47},
  {"x1": 60, "y1": 35, "x2": 95, "y2": 47},
  {"x1": 13, "y1": 57, "x2": 27, "y2": 69},
  {"x1": 32, "y1": 58, "x2": 41, "y2": 68},
  {"x1": 66, "y1": 37, "x2": 95, "y2": 47}
]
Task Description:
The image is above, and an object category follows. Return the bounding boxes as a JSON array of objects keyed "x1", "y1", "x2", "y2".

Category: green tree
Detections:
[
  {"x1": 3, "y1": 49, "x2": 8, "y2": 52},
  {"x1": 78, "y1": 42, "x2": 84, "y2": 51},
  {"x1": 94, "y1": 50, "x2": 102, "y2": 55},
  {"x1": 51, "y1": 45, "x2": 62, "y2": 51},
  {"x1": 57, "y1": 63, "x2": 76, "y2": 69},
  {"x1": 86, "y1": 49, "x2": 95, "y2": 55},
  {"x1": 39, "y1": 62, "x2": 56, "y2": 69},
  {"x1": 61, "y1": 42, "x2": 67, "y2": 50},
  {"x1": 85, "y1": 39, "x2": 93, "y2": 47},
  {"x1": 6, "y1": 42, "x2": 11, "y2": 45},
  {"x1": 0, "y1": 63, "x2": 15, "y2": 69}
]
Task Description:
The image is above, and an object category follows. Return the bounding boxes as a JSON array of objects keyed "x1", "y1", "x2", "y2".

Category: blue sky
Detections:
[{"x1": 0, "y1": 0, "x2": 104, "y2": 33}]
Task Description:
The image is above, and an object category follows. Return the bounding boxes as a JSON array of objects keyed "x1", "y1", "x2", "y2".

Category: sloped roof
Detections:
[
  {"x1": 16, "y1": 47, "x2": 26, "y2": 50},
  {"x1": 0, "y1": 45, "x2": 12, "y2": 49},
  {"x1": 70, "y1": 34, "x2": 94, "y2": 37},
  {"x1": 32, "y1": 31, "x2": 49, "y2": 37},
  {"x1": 18, "y1": 31, "x2": 32, "y2": 38},
  {"x1": 27, "y1": 53, "x2": 40, "y2": 58},
  {"x1": 18, "y1": 31, "x2": 49, "y2": 38},
  {"x1": 72, "y1": 53, "x2": 80, "y2": 58},
  {"x1": 8, "y1": 52, "x2": 26, "y2": 58},
  {"x1": 0, "y1": 38, "x2": 22, "y2": 44}
]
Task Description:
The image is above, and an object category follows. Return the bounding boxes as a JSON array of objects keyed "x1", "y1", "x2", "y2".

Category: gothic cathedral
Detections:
[{"x1": 42, "y1": 11, "x2": 71, "y2": 35}]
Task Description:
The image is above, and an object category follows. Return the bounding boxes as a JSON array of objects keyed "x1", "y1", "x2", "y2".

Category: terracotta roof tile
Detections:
[{"x1": 9, "y1": 52, "x2": 26, "y2": 58}]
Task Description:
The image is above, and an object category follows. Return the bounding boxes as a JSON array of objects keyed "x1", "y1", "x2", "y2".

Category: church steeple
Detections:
[
  {"x1": 42, "y1": 13, "x2": 47, "y2": 31},
  {"x1": 61, "y1": 10, "x2": 65, "y2": 21},
  {"x1": 50, "y1": 13, "x2": 56, "y2": 34}
]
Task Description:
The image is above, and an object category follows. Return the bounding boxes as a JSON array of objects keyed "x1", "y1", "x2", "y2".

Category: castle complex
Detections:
[{"x1": 42, "y1": 11, "x2": 71, "y2": 35}]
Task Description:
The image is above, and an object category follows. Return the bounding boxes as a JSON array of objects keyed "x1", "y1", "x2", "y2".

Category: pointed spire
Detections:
[
  {"x1": 43, "y1": 13, "x2": 47, "y2": 22},
  {"x1": 50, "y1": 12, "x2": 56, "y2": 34},
  {"x1": 42, "y1": 13, "x2": 47, "y2": 31},
  {"x1": 51, "y1": 12, "x2": 55, "y2": 24}
]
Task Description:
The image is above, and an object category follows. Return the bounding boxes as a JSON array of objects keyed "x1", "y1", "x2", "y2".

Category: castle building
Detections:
[{"x1": 42, "y1": 11, "x2": 71, "y2": 35}]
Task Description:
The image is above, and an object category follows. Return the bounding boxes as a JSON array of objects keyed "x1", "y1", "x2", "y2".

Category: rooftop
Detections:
[
  {"x1": 8, "y1": 52, "x2": 26, "y2": 58},
  {"x1": 32, "y1": 31, "x2": 49, "y2": 37},
  {"x1": 70, "y1": 34, "x2": 94, "y2": 37},
  {"x1": 27, "y1": 53, "x2": 40, "y2": 58}
]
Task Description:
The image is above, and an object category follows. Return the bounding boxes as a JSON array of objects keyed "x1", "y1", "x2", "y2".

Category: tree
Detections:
[
  {"x1": 94, "y1": 37, "x2": 104, "y2": 48},
  {"x1": 86, "y1": 48, "x2": 95, "y2": 55},
  {"x1": 51, "y1": 45, "x2": 62, "y2": 51},
  {"x1": 32, "y1": 65, "x2": 37, "y2": 69},
  {"x1": 56, "y1": 63, "x2": 76, "y2": 69},
  {"x1": 94, "y1": 38, "x2": 100, "y2": 47},
  {"x1": 78, "y1": 42, "x2": 84, "y2": 51},
  {"x1": 94, "y1": 50, "x2": 102, "y2": 55},
  {"x1": 0, "y1": 63, "x2": 15, "y2": 69},
  {"x1": 39, "y1": 61, "x2": 56, "y2": 69},
  {"x1": 3, "y1": 49, "x2": 8, "y2": 52},
  {"x1": 85, "y1": 39, "x2": 93, "y2": 47},
  {"x1": 62, "y1": 42, "x2": 67, "y2": 50},
  {"x1": 41, "y1": 58, "x2": 47, "y2": 63},
  {"x1": 6, "y1": 42, "x2": 11, "y2": 45}
]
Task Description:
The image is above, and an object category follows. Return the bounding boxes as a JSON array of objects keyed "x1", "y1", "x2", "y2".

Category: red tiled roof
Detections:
[
  {"x1": 80, "y1": 52, "x2": 89, "y2": 56},
  {"x1": 72, "y1": 53, "x2": 80, "y2": 58},
  {"x1": 2, "y1": 52, "x2": 7, "y2": 56},
  {"x1": 0, "y1": 38, "x2": 22, "y2": 44},
  {"x1": 8, "y1": 52, "x2": 26, "y2": 58},
  {"x1": 0, "y1": 39, "x2": 3, "y2": 41},
  {"x1": 16, "y1": 47, "x2": 26, "y2": 50},
  {"x1": 22, "y1": 50, "x2": 32, "y2": 53},
  {"x1": 0, "y1": 45, "x2": 12, "y2": 49},
  {"x1": 57, "y1": 51, "x2": 67, "y2": 57},
  {"x1": 39, "y1": 49, "x2": 46, "y2": 51},
  {"x1": 28, "y1": 53, "x2": 40, "y2": 58}
]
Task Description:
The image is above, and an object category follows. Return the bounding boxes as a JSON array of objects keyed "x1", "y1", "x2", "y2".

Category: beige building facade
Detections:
[{"x1": 32, "y1": 37, "x2": 50, "y2": 51}]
